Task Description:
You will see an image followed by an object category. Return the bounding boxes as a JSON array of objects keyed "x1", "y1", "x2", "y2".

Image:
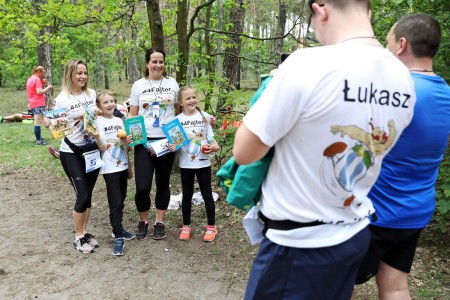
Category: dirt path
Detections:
[{"x1": 0, "y1": 169, "x2": 248, "y2": 299}]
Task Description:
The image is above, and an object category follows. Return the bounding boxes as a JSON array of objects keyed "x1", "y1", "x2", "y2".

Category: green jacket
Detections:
[{"x1": 216, "y1": 75, "x2": 274, "y2": 210}]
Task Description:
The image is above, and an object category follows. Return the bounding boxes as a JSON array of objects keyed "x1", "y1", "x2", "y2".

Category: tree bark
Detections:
[
  {"x1": 176, "y1": 0, "x2": 189, "y2": 84},
  {"x1": 274, "y1": 1, "x2": 287, "y2": 64},
  {"x1": 127, "y1": 27, "x2": 140, "y2": 83},
  {"x1": 146, "y1": 0, "x2": 164, "y2": 49},
  {"x1": 215, "y1": 0, "x2": 223, "y2": 75}
]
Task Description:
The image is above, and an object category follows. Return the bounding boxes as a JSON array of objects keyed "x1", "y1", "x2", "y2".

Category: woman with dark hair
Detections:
[{"x1": 128, "y1": 48, "x2": 180, "y2": 240}]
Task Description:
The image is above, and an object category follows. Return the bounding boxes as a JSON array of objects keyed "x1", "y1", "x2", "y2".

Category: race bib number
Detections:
[{"x1": 83, "y1": 149, "x2": 104, "y2": 173}]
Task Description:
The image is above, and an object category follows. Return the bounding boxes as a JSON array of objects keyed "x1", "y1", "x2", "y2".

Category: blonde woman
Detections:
[{"x1": 44, "y1": 60, "x2": 103, "y2": 254}]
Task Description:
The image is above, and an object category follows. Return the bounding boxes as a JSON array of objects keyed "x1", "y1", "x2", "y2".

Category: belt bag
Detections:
[
  {"x1": 64, "y1": 137, "x2": 99, "y2": 156},
  {"x1": 258, "y1": 211, "x2": 325, "y2": 236}
]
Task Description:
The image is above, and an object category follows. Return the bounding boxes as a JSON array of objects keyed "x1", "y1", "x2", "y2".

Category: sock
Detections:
[
  {"x1": 155, "y1": 221, "x2": 164, "y2": 225},
  {"x1": 34, "y1": 126, "x2": 41, "y2": 141}
]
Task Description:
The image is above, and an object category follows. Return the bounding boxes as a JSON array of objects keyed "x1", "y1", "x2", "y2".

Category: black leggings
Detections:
[
  {"x1": 134, "y1": 144, "x2": 175, "y2": 212},
  {"x1": 180, "y1": 166, "x2": 215, "y2": 226},
  {"x1": 60, "y1": 152, "x2": 99, "y2": 213},
  {"x1": 103, "y1": 170, "x2": 128, "y2": 237}
]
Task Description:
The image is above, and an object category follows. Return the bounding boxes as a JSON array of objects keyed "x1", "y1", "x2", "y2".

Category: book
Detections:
[
  {"x1": 162, "y1": 118, "x2": 189, "y2": 151},
  {"x1": 124, "y1": 115, "x2": 147, "y2": 146},
  {"x1": 44, "y1": 108, "x2": 72, "y2": 139},
  {"x1": 83, "y1": 107, "x2": 97, "y2": 137}
]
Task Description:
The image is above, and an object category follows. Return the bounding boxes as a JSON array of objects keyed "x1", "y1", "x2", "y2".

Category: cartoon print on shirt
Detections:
[
  {"x1": 139, "y1": 93, "x2": 174, "y2": 126},
  {"x1": 182, "y1": 128, "x2": 207, "y2": 162},
  {"x1": 321, "y1": 119, "x2": 396, "y2": 207},
  {"x1": 106, "y1": 138, "x2": 126, "y2": 167}
]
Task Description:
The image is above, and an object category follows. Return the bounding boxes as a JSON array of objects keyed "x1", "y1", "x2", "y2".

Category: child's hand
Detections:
[
  {"x1": 168, "y1": 144, "x2": 177, "y2": 152},
  {"x1": 210, "y1": 116, "x2": 217, "y2": 126},
  {"x1": 201, "y1": 144, "x2": 213, "y2": 154},
  {"x1": 125, "y1": 135, "x2": 133, "y2": 145},
  {"x1": 43, "y1": 117, "x2": 51, "y2": 128}
]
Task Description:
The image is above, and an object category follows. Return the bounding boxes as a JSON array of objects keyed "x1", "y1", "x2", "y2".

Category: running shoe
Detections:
[
  {"x1": 136, "y1": 221, "x2": 149, "y2": 240},
  {"x1": 35, "y1": 139, "x2": 47, "y2": 146},
  {"x1": 112, "y1": 238, "x2": 124, "y2": 256},
  {"x1": 111, "y1": 230, "x2": 135, "y2": 240},
  {"x1": 73, "y1": 237, "x2": 94, "y2": 254},
  {"x1": 84, "y1": 233, "x2": 99, "y2": 248},
  {"x1": 179, "y1": 225, "x2": 191, "y2": 241},
  {"x1": 203, "y1": 226, "x2": 217, "y2": 242},
  {"x1": 47, "y1": 145, "x2": 60, "y2": 159},
  {"x1": 153, "y1": 222, "x2": 166, "y2": 240}
]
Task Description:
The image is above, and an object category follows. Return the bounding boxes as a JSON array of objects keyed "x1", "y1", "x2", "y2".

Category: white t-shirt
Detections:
[
  {"x1": 129, "y1": 77, "x2": 179, "y2": 138},
  {"x1": 177, "y1": 111, "x2": 214, "y2": 169},
  {"x1": 95, "y1": 116, "x2": 129, "y2": 174},
  {"x1": 244, "y1": 42, "x2": 416, "y2": 248},
  {"x1": 54, "y1": 89, "x2": 97, "y2": 153}
]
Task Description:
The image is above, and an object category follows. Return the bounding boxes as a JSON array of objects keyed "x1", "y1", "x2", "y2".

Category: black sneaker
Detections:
[
  {"x1": 153, "y1": 222, "x2": 166, "y2": 240},
  {"x1": 111, "y1": 230, "x2": 136, "y2": 240},
  {"x1": 112, "y1": 238, "x2": 124, "y2": 256},
  {"x1": 136, "y1": 221, "x2": 148, "y2": 240}
]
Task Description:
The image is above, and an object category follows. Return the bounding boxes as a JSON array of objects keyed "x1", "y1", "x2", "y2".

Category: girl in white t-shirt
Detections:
[
  {"x1": 169, "y1": 86, "x2": 220, "y2": 242},
  {"x1": 95, "y1": 90, "x2": 134, "y2": 256}
]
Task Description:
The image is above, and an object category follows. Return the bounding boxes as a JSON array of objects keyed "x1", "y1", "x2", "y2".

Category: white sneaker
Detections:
[{"x1": 73, "y1": 237, "x2": 94, "y2": 254}]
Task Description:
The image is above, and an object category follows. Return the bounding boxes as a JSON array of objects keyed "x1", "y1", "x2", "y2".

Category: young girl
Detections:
[
  {"x1": 169, "y1": 86, "x2": 220, "y2": 242},
  {"x1": 95, "y1": 90, "x2": 134, "y2": 256}
]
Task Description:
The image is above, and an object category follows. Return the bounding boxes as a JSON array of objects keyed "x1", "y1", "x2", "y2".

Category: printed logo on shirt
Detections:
[{"x1": 343, "y1": 79, "x2": 411, "y2": 108}]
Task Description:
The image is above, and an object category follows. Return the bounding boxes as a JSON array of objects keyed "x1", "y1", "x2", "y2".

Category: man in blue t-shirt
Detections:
[{"x1": 355, "y1": 13, "x2": 450, "y2": 299}]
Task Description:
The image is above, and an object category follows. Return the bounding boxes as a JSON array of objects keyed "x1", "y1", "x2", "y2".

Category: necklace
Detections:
[
  {"x1": 71, "y1": 91, "x2": 88, "y2": 107},
  {"x1": 148, "y1": 77, "x2": 164, "y2": 101},
  {"x1": 410, "y1": 69, "x2": 433, "y2": 73},
  {"x1": 340, "y1": 36, "x2": 376, "y2": 43}
]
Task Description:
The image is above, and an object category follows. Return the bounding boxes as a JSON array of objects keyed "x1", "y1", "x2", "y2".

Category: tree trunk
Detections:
[
  {"x1": 204, "y1": 3, "x2": 213, "y2": 112},
  {"x1": 215, "y1": 0, "x2": 223, "y2": 75},
  {"x1": 274, "y1": 1, "x2": 287, "y2": 64},
  {"x1": 176, "y1": 0, "x2": 188, "y2": 84},
  {"x1": 146, "y1": 0, "x2": 164, "y2": 50},
  {"x1": 127, "y1": 27, "x2": 140, "y2": 83},
  {"x1": 218, "y1": 0, "x2": 245, "y2": 111},
  {"x1": 37, "y1": 26, "x2": 53, "y2": 109}
]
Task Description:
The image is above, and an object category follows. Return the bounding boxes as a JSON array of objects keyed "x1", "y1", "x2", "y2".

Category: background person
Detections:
[
  {"x1": 232, "y1": 0, "x2": 416, "y2": 299},
  {"x1": 354, "y1": 13, "x2": 450, "y2": 299},
  {"x1": 128, "y1": 48, "x2": 180, "y2": 240},
  {"x1": 43, "y1": 59, "x2": 101, "y2": 254},
  {"x1": 27, "y1": 66, "x2": 53, "y2": 145}
]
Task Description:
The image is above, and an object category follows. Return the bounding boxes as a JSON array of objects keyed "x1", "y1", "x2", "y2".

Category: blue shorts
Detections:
[
  {"x1": 244, "y1": 226, "x2": 370, "y2": 300},
  {"x1": 30, "y1": 106, "x2": 46, "y2": 115}
]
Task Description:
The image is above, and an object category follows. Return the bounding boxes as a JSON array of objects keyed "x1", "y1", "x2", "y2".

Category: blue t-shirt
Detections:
[{"x1": 369, "y1": 73, "x2": 450, "y2": 229}]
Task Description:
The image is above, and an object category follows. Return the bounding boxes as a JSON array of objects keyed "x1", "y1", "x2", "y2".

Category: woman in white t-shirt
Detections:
[
  {"x1": 128, "y1": 48, "x2": 180, "y2": 240},
  {"x1": 43, "y1": 60, "x2": 102, "y2": 254}
]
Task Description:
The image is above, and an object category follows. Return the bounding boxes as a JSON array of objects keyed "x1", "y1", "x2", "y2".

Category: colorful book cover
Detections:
[
  {"x1": 162, "y1": 118, "x2": 189, "y2": 151},
  {"x1": 83, "y1": 107, "x2": 97, "y2": 136},
  {"x1": 124, "y1": 115, "x2": 147, "y2": 146},
  {"x1": 44, "y1": 108, "x2": 72, "y2": 139}
]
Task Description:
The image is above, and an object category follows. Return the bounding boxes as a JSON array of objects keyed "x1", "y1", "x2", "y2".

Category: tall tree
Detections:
[{"x1": 146, "y1": 0, "x2": 164, "y2": 49}]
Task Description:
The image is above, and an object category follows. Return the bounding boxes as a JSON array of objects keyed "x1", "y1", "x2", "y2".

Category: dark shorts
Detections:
[
  {"x1": 30, "y1": 106, "x2": 46, "y2": 115},
  {"x1": 354, "y1": 225, "x2": 422, "y2": 285},
  {"x1": 245, "y1": 226, "x2": 370, "y2": 300}
]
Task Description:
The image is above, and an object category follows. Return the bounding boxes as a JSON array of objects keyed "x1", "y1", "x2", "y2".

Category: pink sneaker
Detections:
[{"x1": 48, "y1": 145, "x2": 60, "y2": 159}]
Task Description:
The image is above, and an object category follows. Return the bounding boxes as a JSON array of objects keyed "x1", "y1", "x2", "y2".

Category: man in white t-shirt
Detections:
[{"x1": 233, "y1": 1, "x2": 416, "y2": 299}]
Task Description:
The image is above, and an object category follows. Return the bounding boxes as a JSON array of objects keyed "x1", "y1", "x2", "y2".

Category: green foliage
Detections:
[{"x1": 435, "y1": 148, "x2": 450, "y2": 232}]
